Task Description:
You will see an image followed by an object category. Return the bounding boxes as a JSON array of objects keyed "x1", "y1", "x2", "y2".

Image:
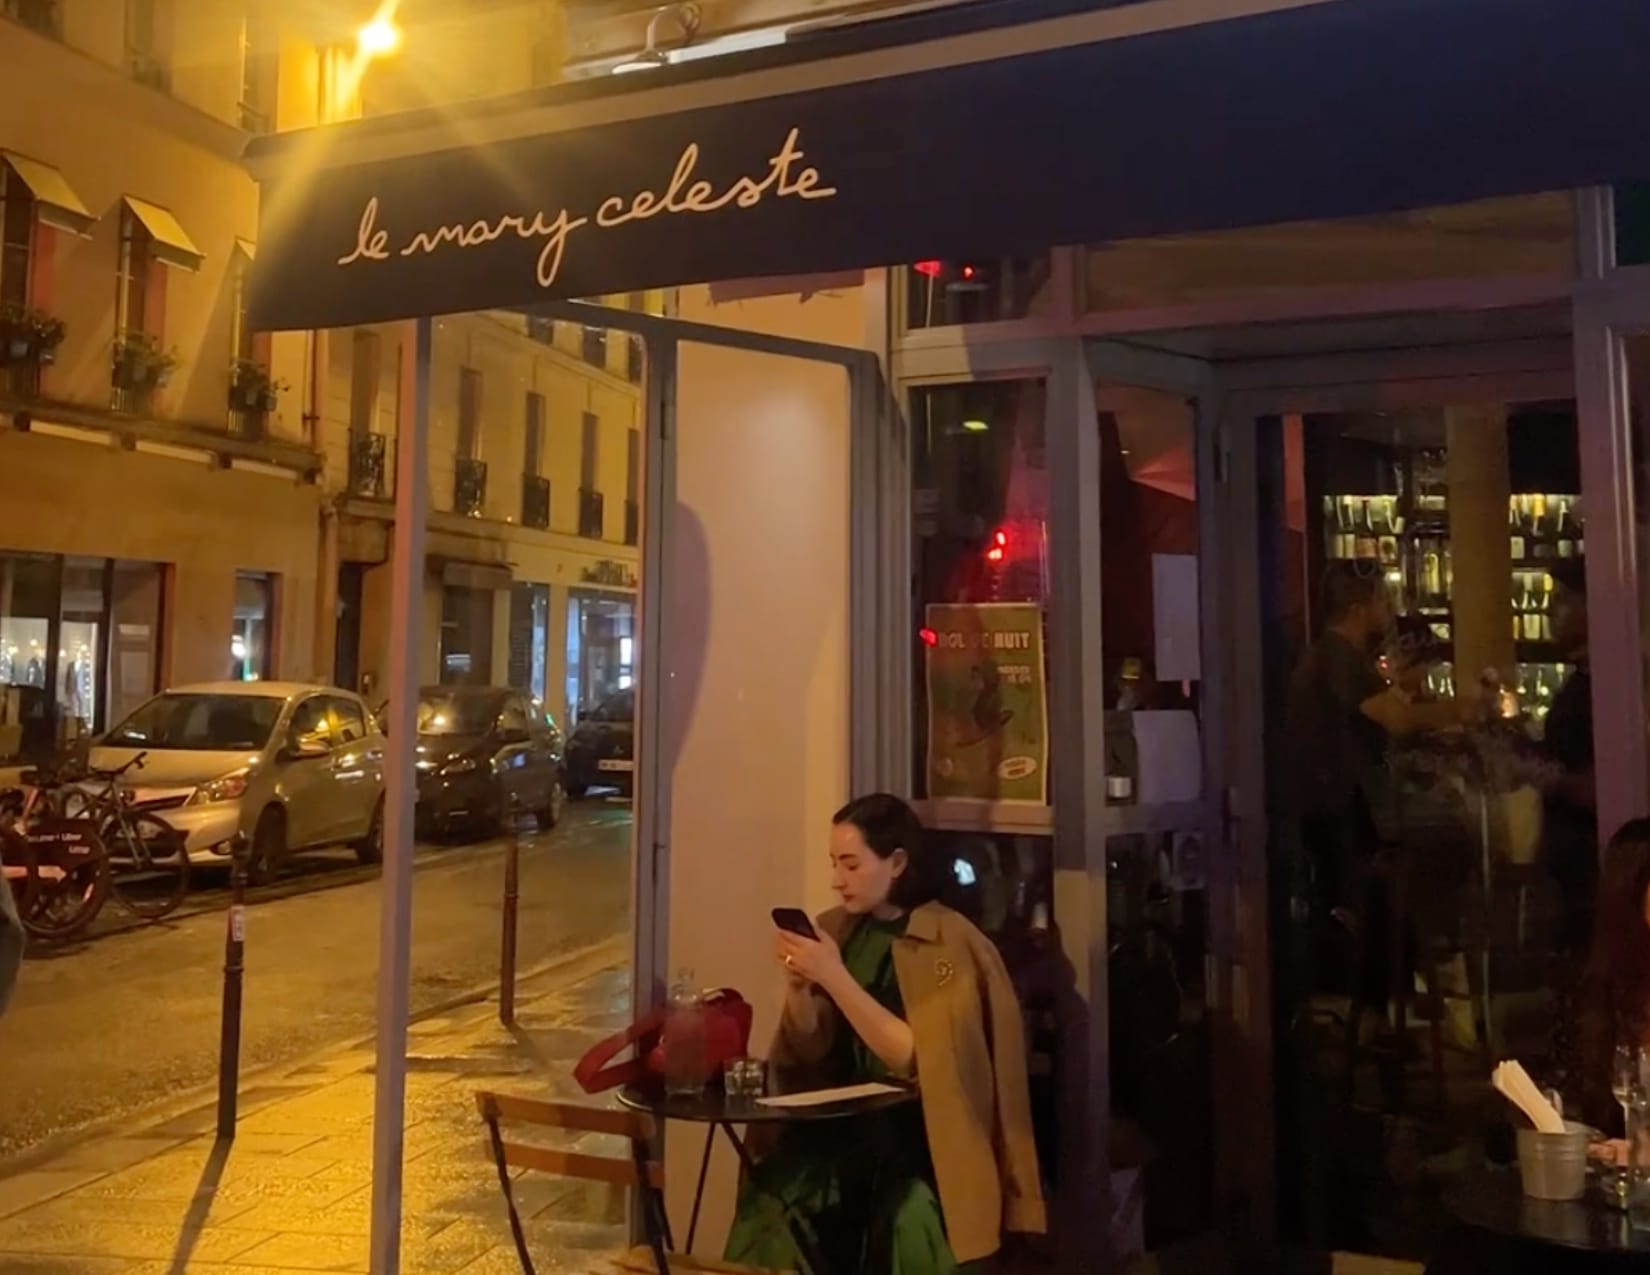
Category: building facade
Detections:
[{"x1": 0, "y1": 0, "x2": 649, "y2": 757}]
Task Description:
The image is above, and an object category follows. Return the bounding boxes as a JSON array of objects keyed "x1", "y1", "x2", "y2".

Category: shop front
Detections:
[{"x1": 245, "y1": 0, "x2": 1650, "y2": 1269}]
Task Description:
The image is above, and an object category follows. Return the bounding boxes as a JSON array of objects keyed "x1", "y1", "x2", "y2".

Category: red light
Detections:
[
  {"x1": 984, "y1": 528, "x2": 1009, "y2": 564},
  {"x1": 914, "y1": 260, "x2": 943, "y2": 278},
  {"x1": 919, "y1": 627, "x2": 939, "y2": 647},
  {"x1": 961, "y1": 264, "x2": 977, "y2": 280}
]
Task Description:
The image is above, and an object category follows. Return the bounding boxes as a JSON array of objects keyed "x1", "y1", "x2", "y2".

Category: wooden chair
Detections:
[{"x1": 475, "y1": 1090, "x2": 785, "y2": 1275}]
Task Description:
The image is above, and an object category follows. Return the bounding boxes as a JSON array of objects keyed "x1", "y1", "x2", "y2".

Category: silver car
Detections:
[{"x1": 91, "y1": 681, "x2": 386, "y2": 882}]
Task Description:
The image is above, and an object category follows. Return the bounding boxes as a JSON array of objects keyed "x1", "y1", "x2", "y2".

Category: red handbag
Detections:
[{"x1": 573, "y1": 988, "x2": 754, "y2": 1094}]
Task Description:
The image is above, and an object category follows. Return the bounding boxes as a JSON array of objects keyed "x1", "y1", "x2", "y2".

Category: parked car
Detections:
[
  {"x1": 406, "y1": 686, "x2": 565, "y2": 836},
  {"x1": 91, "y1": 681, "x2": 385, "y2": 883},
  {"x1": 562, "y1": 687, "x2": 634, "y2": 799}
]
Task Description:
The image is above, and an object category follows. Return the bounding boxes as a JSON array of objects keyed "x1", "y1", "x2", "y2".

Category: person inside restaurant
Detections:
[
  {"x1": 725, "y1": 793, "x2": 1044, "y2": 1274},
  {"x1": 1536, "y1": 559, "x2": 1597, "y2": 958}
]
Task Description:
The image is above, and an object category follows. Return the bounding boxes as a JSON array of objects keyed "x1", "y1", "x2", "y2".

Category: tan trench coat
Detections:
[{"x1": 768, "y1": 902, "x2": 1046, "y2": 1264}]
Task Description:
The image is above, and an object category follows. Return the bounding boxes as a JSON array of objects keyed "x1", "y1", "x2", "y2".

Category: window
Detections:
[
  {"x1": 349, "y1": 330, "x2": 381, "y2": 437},
  {"x1": 230, "y1": 249, "x2": 255, "y2": 364},
  {"x1": 124, "y1": 0, "x2": 168, "y2": 90},
  {"x1": 117, "y1": 205, "x2": 156, "y2": 340},
  {"x1": 439, "y1": 586, "x2": 495, "y2": 685},
  {"x1": 581, "y1": 325, "x2": 607, "y2": 370},
  {"x1": 0, "y1": 163, "x2": 34, "y2": 309},
  {"x1": 906, "y1": 255, "x2": 1056, "y2": 329},
  {"x1": 238, "y1": 12, "x2": 275, "y2": 132},
  {"x1": 580, "y1": 411, "x2": 598, "y2": 490},
  {"x1": 625, "y1": 430, "x2": 639, "y2": 502},
  {"x1": 327, "y1": 696, "x2": 367, "y2": 744},
  {"x1": 458, "y1": 366, "x2": 482, "y2": 460},
  {"x1": 524, "y1": 391, "x2": 545, "y2": 476},
  {"x1": 232, "y1": 571, "x2": 274, "y2": 681},
  {"x1": 289, "y1": 695, "x2": 332, "y2": 748},
  {"x1": 107, "y1": 692, "x2": 282, "y2": 752}
]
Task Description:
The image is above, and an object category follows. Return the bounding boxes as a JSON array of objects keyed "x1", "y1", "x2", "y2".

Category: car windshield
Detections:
[
  {"x1": 416, "y1": 694, "x2": 500, "y2": 736},
  {"x1": 105, "y1": 693, "x2": 283, "y2": 752}
]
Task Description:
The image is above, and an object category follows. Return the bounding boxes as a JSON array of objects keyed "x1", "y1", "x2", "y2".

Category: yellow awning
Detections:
[
  {"x1": 122, "y1": 195, "x2": 203, "y2": 272},
  {"x1": 234, "y1": 237, "x2": 256, "y2": 261},
  {"x1": 2, "y1": 151, "x2": 95, "y2": 237}
]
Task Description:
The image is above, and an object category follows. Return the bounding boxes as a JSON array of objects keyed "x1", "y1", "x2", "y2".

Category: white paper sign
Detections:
[
  {"x1": 756, "y1": 1083, "x2": 903, "y2": 1109},
  {"x1": 1152, "y1": 554, "x2": 1200, "y2": 683}
]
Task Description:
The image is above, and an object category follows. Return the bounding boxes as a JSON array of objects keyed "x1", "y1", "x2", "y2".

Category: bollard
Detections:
[
  {"x1": 500, "y1": 821, "x2": 521, "y2": 1027},
  {"x1": 217, "y1": 832, "x2": 248, "y2": 1142}
]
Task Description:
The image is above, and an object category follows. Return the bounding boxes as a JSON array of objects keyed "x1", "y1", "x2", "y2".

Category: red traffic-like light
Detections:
[
  {"x1": 914, "y1": 260, "x2": 943, "y2": 278},
  {"x1": 984, "y1": 528, "x2": 1009, "y2": 564},
  {"x1": 918, "y1": 627, "x2": 939, "y2": 647}
]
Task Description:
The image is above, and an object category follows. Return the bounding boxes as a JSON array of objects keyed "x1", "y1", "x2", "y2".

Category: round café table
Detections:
[
  {"x1": 1427, "y1": 1167, "x2": 1650, "y2": 1273},
  {"x1": 618, "y1": 1081, "x2": 918, "y2": 1275}
]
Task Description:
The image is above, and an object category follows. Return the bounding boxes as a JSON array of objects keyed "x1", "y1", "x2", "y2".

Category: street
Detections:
[{"x1": 0, "y1": 803, "x2": 633, "y2": 1163}]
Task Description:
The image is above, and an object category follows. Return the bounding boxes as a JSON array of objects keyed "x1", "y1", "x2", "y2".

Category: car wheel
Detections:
[
  {"x1": 536, "y1": 779, "x2": 565, "y2": 831},
  {"x1": 355, "y1": 798, "x2": 384, "y2": 865},
  {"x1": 249, "y1": 805, "x2": 286, "y2": 887}
]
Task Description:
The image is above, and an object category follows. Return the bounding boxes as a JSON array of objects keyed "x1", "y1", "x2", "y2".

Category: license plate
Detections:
[{"x1": 597, "y1": 759, "x2": 634, "y2": 773}]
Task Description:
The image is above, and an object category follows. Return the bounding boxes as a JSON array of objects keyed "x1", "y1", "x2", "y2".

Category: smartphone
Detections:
[{"x1": 771, "y1": 907, "x2": 818, "y2": 940}]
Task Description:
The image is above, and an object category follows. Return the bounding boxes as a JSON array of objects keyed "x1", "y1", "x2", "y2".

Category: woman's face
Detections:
[{"x1": 829, "y1": 821, "x2": 906, "y2": 916}]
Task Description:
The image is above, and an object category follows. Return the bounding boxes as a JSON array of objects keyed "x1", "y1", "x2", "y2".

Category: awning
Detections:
[
  {"x1": 1, "y1": 152, "x2": 95, "y2": 237},
  {"x1": 247, "y1": 0, "x2": 1650, "y2": 330},
  {"x1": 436, "y1": 558, "x2": 514, "y2": 591},
  {"x1": 235, "y1": 237, "x2": 256, "y2": 261},
  {"x1": 123, "y1": 196, "x2": 204, "y2": 272}
]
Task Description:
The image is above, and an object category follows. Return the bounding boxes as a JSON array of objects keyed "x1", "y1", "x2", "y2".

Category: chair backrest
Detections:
[{"x1": 474, "y1": 1090, "x2": 662, "y2": 1190}]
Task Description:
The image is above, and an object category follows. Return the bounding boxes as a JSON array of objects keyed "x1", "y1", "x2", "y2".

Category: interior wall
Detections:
[{"x1": 660, "y1": 325, "x2": 852, "y2": 1253}]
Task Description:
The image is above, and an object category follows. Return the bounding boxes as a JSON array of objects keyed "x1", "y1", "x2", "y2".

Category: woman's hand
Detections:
[
  {"x1": 776, "y1": 927, "x2": 845, "y2": 994},
  {"x1": 1591, "y1": 1138, "x2": 1630, "y2": 1168}
]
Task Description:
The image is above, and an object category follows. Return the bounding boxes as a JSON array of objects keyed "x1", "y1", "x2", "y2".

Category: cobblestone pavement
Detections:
[{"x1": 0, "y1": 941, "x2": 633, "y2": 1274}]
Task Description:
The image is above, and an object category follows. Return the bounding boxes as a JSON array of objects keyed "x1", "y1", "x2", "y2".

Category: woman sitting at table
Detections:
[
  {"x1": 724, "y1": 793, "x2": 1045, "y2": 1274},
  {"x1": 1562, "y1": 818, "x2": 1650, "y2": 1138}
]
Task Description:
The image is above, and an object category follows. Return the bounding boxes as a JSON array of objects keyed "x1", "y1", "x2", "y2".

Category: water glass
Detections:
[{"x1": 723, "y1": 1057, "x2": 766, "y2": 1098}]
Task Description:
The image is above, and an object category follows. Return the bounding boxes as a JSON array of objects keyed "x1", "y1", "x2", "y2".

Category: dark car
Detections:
[
  {"x1": 562, "y1": 687, "x2": 634, "y2": 800},
  {"x1": 405, "y1": 687, "x2": 565, "y2": 836}
]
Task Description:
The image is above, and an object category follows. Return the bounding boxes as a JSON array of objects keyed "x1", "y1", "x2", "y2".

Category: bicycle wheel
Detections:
[
  {"x1": 23, "y1": 826, "x2": 110, "y2": 942},
  {"x1": 107, "y1": 811, "x2": 191, "y2": 920}
]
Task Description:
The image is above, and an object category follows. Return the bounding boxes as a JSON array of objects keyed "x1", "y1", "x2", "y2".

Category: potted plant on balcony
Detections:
[
  {"x1": 112, "y1": 331, "x2": 178, "y2": 395},
  {"x1": 229, "y1": 358, "x2": 287, "y2": 413},
  {"x1": 0, "y1": 304, "x2": 66, "y2": 367}
]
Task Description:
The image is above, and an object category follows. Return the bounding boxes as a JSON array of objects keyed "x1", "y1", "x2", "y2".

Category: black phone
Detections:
[{"x1": 771, "y1": 907, "x2": 818, "y2": 940}]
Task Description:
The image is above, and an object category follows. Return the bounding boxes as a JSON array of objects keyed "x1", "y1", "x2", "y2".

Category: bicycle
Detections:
[
  {"x1": 62, "y1": 753, "x2": 191, "y2": 921},
  {"x1": 0, "y1": 768, "x2": 111, "y2": 943}
]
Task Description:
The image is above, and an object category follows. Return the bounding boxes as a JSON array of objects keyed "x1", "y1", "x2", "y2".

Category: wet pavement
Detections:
[
  {"x1": 0, "y1": 945, "x2": 634, "y2": 1274},
  {"x1": 0, "y1": 803, "x2": 633, "y2": 1160}
]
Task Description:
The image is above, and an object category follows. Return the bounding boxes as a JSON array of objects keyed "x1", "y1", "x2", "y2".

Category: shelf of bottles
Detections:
[{"x1": 1321, "y1": 450, "x2": 1579, "y2": 723}]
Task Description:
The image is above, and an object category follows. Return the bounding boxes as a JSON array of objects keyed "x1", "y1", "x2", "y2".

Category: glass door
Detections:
[{"x1": 1082, "y1": 339, "x2": 1237, "y2": 1264}]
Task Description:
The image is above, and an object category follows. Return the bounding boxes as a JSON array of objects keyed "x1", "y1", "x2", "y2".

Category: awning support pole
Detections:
[{"x1": 369, "y1": 314, "x2": 432, "y2": 1275}]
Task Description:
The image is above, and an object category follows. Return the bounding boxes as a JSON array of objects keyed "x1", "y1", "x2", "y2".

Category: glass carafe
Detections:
[{"x1": 660, "y1": 969, "x2": 709, "y2": 1097}]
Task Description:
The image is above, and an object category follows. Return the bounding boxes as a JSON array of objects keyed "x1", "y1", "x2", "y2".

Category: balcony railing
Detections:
[
  {"x1": 578, "y1": 487, "x2": 605, "y2": 539},
  {"x1": 349, "y1": 431, "x2": 387, "y2": 498},
  {"x1": 527, "y1": 316, "x2": 555, "y2": 345},
  {"x1": 626, "y1": 335, "x2": 644, "y2": 385},
  {"x1": 238, "y1": 100, "x2": 271, "y2": 134},
  {"x1": 624, "y1": 499, "x2": 639, "y2": 546},
  {"x1": 3, "y1": 0, "x2": 61, "y2": 38},
  {"x1": 522, "y1": 473, "x2": 550, "y2": 529},
  {"x1": 455, "y1": 456, "x2": 488, "y2": 517},
  {"x1": 127, "y1": 50, "x2": 171, "y2": 92},
  {"x1": 581, "y1": 325, "x2": 607, "y2": 371}
]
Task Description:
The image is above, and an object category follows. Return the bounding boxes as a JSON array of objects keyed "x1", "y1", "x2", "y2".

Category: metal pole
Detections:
[
  {"x1": 369, "y1": 316, "x2": 431, "y2": 1275},
  {"x1": 216, "y1": 833, "x2": 248, "y2": 1142},
  {"x1": 500, "y1": 823, "x2": 520, "y2": 1027}
]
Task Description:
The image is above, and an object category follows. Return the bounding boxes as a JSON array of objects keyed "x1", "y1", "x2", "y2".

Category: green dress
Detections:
[{"x1": 724, "y1": 915, "x2": 984, "y2": 1274}]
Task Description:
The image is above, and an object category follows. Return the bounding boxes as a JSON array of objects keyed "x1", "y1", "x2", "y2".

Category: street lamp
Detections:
[{"x1": 357, "y1": 14, "x2": 401, "y2": 59}]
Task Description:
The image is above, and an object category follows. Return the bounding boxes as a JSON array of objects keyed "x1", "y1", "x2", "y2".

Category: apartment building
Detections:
[{"x1": 0, "y1": 0, "x2": 652, "y2": 759}]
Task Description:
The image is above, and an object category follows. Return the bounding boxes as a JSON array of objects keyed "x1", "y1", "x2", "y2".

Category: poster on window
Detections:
[{"x1": 924, "y1": 602, "x2": 1048, "y2": 804}]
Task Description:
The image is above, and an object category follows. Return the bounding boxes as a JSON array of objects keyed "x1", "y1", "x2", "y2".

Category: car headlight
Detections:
[
  {"x1": 442, "y1": 756, "x2": 483, "y2": 775},
  {"x1": 191, "y1": 769, "x2": 250, "y2": 805}
]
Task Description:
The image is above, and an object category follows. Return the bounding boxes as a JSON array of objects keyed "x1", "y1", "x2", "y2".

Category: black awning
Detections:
[{"x1": 250, "y1": 0, "x2": 1650, "y2": 331}]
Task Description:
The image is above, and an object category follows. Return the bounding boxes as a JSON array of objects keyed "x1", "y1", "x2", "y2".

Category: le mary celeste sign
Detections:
[{"x1": 248, "y1": 0, "x2": 1650, "y2": 331}]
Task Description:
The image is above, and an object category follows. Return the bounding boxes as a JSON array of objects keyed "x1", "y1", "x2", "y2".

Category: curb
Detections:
[{"x1": 0, "y1": 934, "x2": 629, "y2": 1181}]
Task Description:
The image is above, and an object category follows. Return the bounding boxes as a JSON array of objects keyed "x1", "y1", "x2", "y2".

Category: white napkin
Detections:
[{"x1": 1492, "y1": 1059, "x2": 1566, "y2": 1133}]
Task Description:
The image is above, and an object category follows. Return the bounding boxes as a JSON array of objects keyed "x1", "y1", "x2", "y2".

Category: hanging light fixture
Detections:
[{"x1": 612, "y1": 3, "x2": 702, "y2": 73}]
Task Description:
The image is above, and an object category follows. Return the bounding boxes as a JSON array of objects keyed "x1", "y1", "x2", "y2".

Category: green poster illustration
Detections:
[{"x1": 924, "y1": 603, "x2": 1048, "y2": 804}]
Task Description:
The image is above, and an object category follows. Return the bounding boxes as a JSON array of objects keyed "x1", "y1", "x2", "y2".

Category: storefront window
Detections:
[
  {"x1": 1085, "y1": 193, "x2": 1573, "y2": 313},
  {"x1": 904, "y1": 255, "x2": 1058, "y2": 329},
  {"x1": 1258, "y1": 401, "x2": 1588, "y2": 1257},
  {"x1": 439, "y1": 584, "x2": 495, "y2": 685},
  {"x1": 910, "y1": 378, "x2": 1049, "y2": 805},
  {"x1": 507, "y1": 582, "x2": 551, "y2": 703},
  {"x1": 0, "y1": 551, "x2": 162, "y2": 761},
  {"x1": 231, "y1": 571, "x2": 273, "y2": 681},
  {"x1": 564, "y1": 589, "x2": 635, "y2": 716}
]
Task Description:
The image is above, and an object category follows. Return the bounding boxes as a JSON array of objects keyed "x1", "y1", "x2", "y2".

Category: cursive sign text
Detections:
[{"x1": 336, "y1": 128, "x2": 837, "y2": 289}]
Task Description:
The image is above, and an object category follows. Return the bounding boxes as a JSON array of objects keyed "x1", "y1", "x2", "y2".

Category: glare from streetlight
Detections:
[{"x1": 357, "y1": 16, "x2": 401, "y2": 58}]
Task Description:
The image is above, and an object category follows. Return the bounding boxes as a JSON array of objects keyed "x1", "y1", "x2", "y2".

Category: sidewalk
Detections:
[{"x1": 0, "y1": 941, "x2": 632, "y2": 1275}]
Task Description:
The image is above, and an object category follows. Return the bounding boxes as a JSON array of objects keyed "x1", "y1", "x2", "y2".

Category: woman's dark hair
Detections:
[
  {"x1": 832, "y1": 793, "x2": 944, "y2": 910},
  {"x1": 1576, "y1": 819, "x2": 1650, "y2": 1126}
]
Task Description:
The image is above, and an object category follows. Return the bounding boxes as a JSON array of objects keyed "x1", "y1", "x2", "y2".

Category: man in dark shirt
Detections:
[
  {"x1": 1539, "y1": 559, "x2": 1596, "y2": 954},
  {"x1": 1287, "y1": 564, "x2": 1462, "y2": 1002}
]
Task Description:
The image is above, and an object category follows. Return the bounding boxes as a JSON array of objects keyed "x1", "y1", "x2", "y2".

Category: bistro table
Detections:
[
  {"x1": 617, "y1": 1081, "x2": 918, "y2": 1275},
  {"x1": 1427, "y1": 1167, "x2": 1650, "y2": 1273}
]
